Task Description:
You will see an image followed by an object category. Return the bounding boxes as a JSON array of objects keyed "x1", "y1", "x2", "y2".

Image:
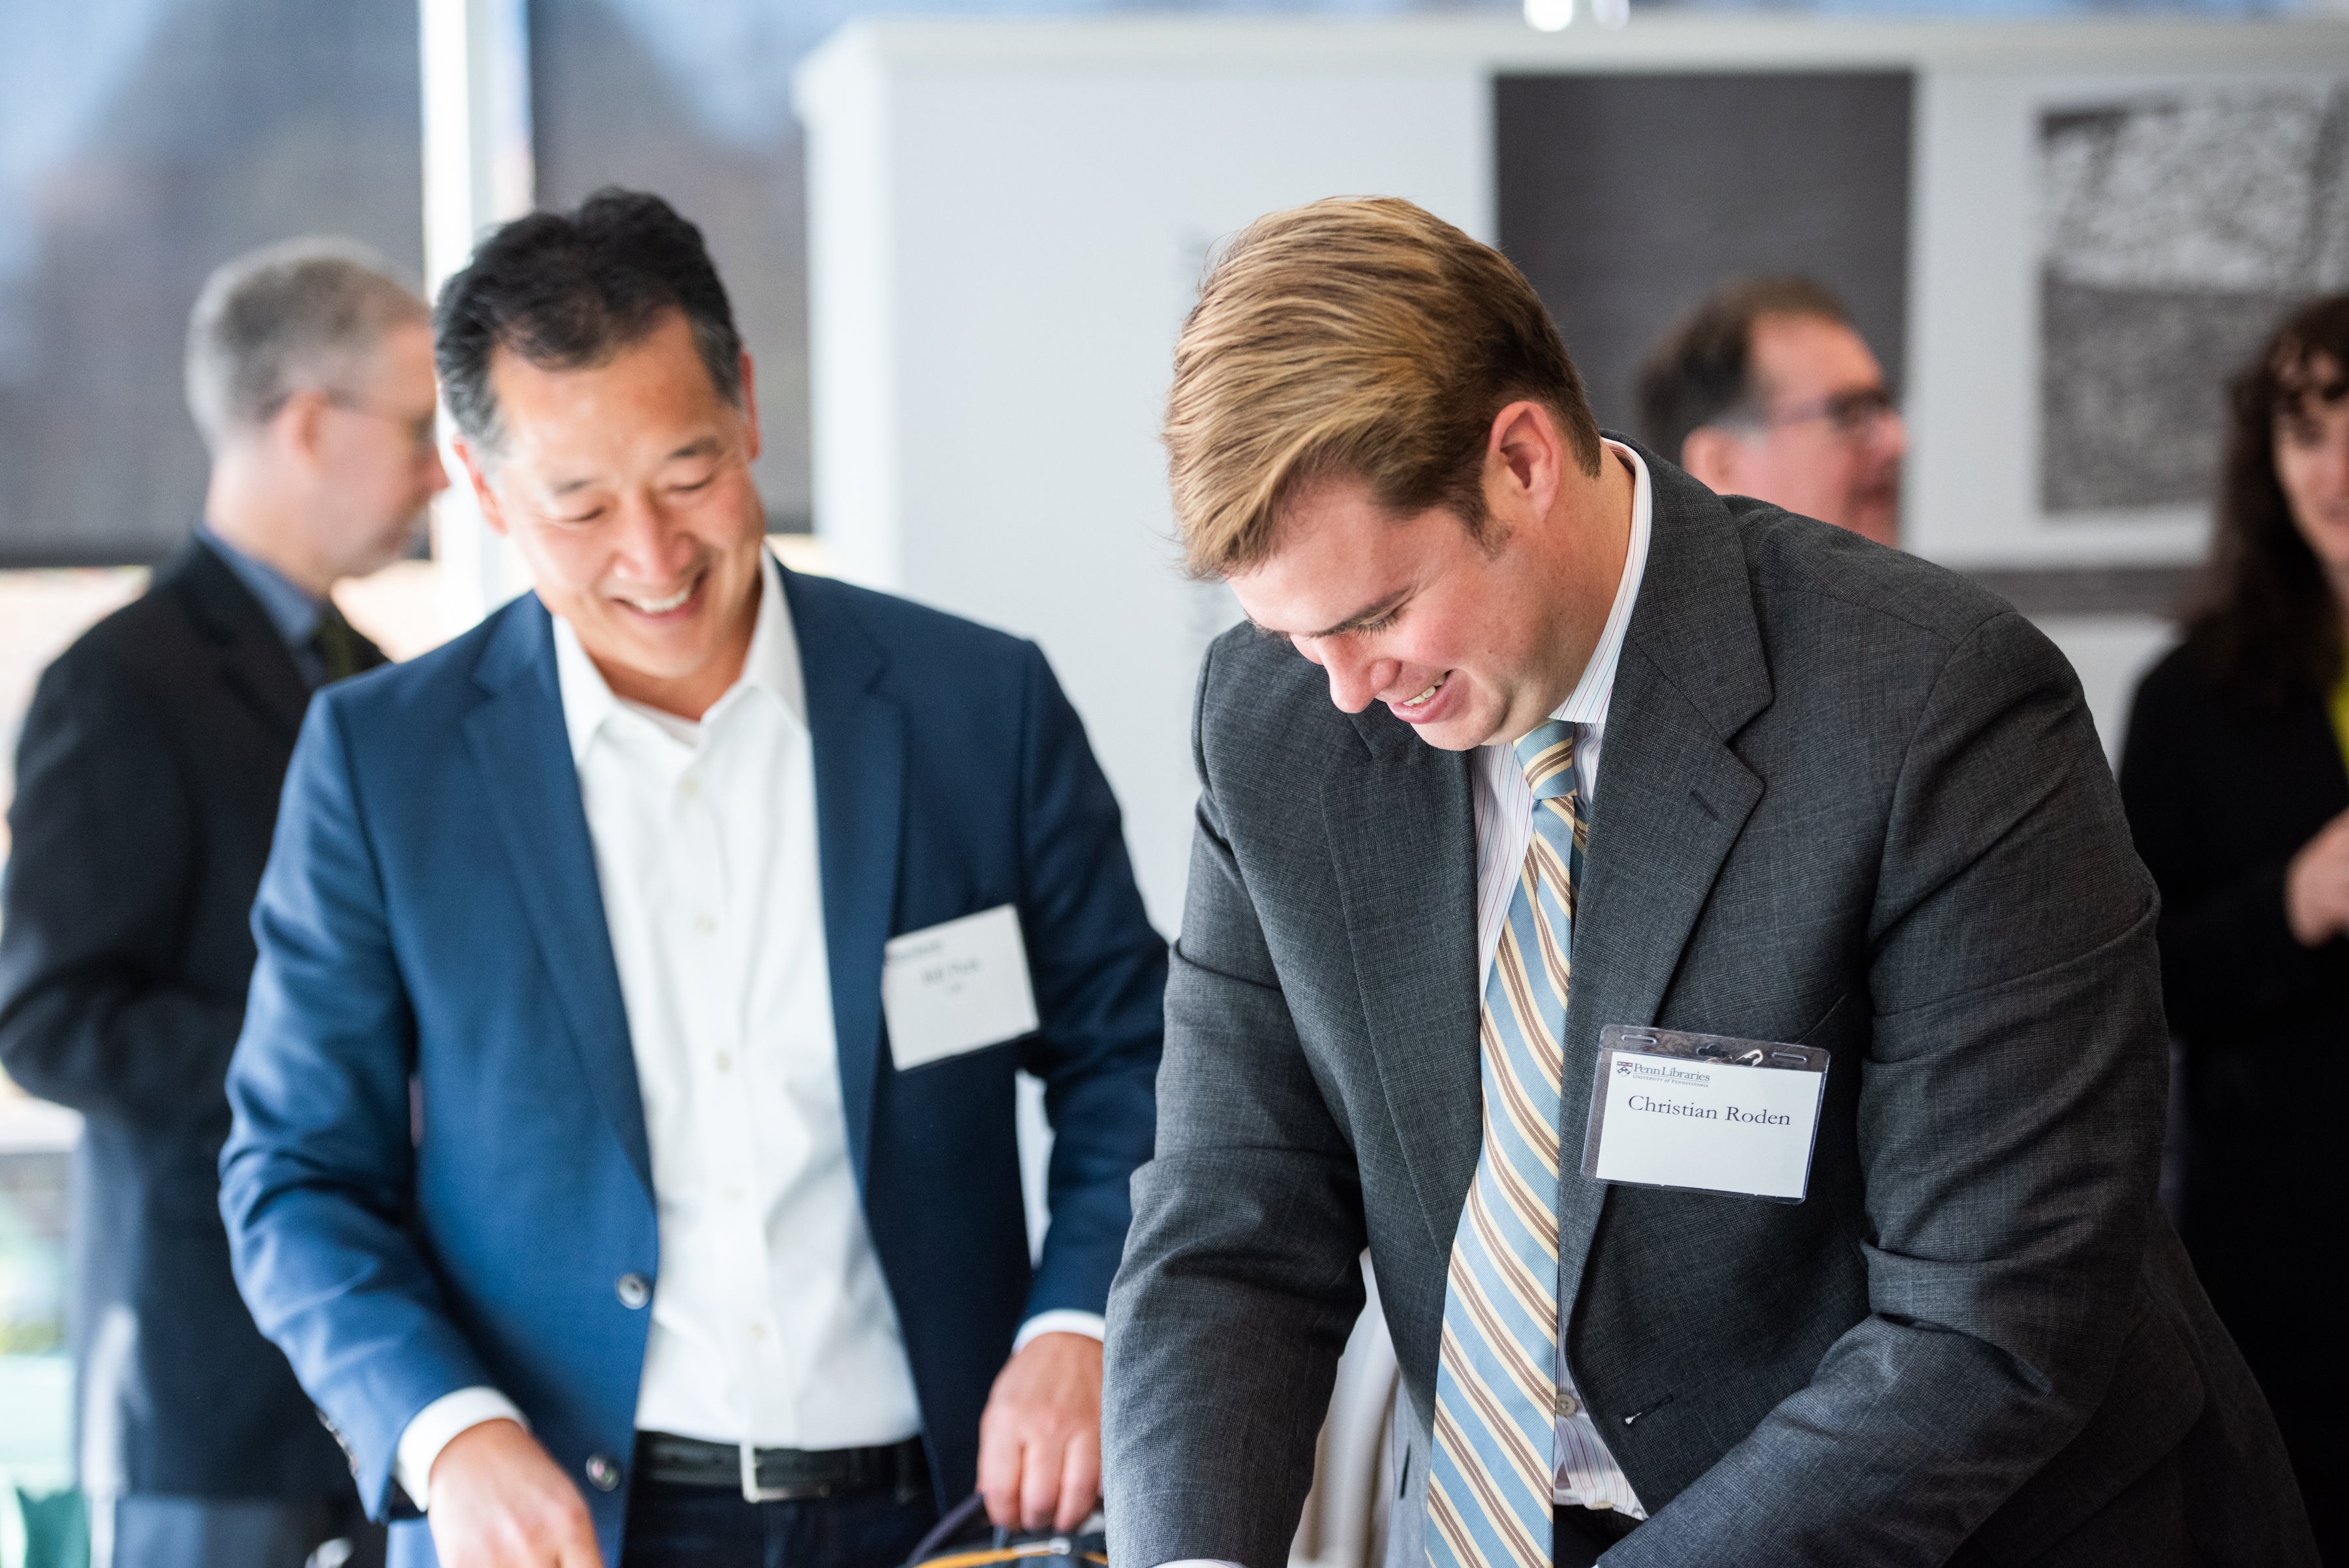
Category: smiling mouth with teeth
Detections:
[
  {"x1": 1398, "y1": 674, "x2": 1447, "y2": 708},
  {"x1": 622, "y1": 580, "x2": 696, "y2": 614}
]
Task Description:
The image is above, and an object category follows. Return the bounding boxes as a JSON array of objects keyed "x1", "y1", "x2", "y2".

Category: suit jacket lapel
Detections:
[
  {"x1": 170, "y1": 538, "x2": 314, "y2": 743},
  {"x1": 786, "y1": 568, "x2": 904, "y2": 1191},
  {"x1": 1554, "y1": 452, "x2": 1772, "y2": 1299},
  {"x1": 462, "y1": 597, "x2": 653, "y2": 1196},
  {"x1": 1324, "y1": 716, "x2": 1484, "y2": 1253}
]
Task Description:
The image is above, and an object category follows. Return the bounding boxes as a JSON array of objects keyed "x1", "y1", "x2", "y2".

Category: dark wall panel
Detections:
[
  {"x1": 0, "y1": 1, "x2": 422, "y2": 566},
  {"x1": 1496, "y1": 72, "x2": 1913, "y2": 448}
]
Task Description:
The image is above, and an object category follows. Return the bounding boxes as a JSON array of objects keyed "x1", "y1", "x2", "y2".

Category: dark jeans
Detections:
[{"x1": 619, "y1": 1474, "x2": 937, "y2": 1568}]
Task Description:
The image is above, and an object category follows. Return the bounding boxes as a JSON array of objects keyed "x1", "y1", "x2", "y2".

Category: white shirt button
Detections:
[
  {"x1": 679, "y1": 777, "x2": 699, "y2": 797},
  {"x1": 749, "y1": 1323, "x2": 767, "y2": 1341},
  {"x1": 714, "y1": 1052, "x2": 732, "y2": 1073},
  {"x1": 692, "y1": 914, "x2": 716, "y2": 937}
]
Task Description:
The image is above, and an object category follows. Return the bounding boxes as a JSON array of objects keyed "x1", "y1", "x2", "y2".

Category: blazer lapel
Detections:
[
  {"x1": 1554, "y1": 453, "x2": 1772, "y2": 1300},
  {"x1": 170, "y1": 539, "x2": 314, "y2": 743},
  {"x1": 786, "y1": 569, "x2": 904, "y2": 1191},
  {"x1": 1324, "y1": 715, "x2": 1484, "y2": 1253},
  {"x1": 461, "y1": 598, "x2": 653, "y2": 1196}
]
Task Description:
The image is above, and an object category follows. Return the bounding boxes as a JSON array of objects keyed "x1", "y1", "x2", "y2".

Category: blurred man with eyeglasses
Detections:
[
  {"x1": 0, "y1": 238, "x2": 446, "y2": 1568},
  {"x1": 1636, "y1": 277, "x2": 1905, "y2": 549}
]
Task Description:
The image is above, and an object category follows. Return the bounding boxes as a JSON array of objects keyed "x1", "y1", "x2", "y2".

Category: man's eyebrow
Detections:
[{"x1": 1255, "y1": 589, "x2": 1412, "y2": 642}]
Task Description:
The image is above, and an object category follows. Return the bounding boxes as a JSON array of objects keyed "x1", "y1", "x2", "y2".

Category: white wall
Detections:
[
  {"x1": 801, "y1": 27, "x2": 1490, "y2": 932},
  {"x1": 798, "y1": 16, "x2": 2349, "y2": 934}
]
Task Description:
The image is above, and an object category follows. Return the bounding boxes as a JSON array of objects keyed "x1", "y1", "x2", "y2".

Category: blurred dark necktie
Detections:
[{"x1": 309, "y1": 601, "x2": 371, "y2": 685}]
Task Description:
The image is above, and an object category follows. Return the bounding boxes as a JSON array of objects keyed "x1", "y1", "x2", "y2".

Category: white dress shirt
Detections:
[
  {"x1": 1469, "y1": 440, "x2": 1652, "y2": 1517},
  {"x1": 394, "y1": 549, "x2": 1094, "y2": 1506}
]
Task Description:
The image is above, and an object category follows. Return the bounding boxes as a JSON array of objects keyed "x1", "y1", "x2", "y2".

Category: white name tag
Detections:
[
  {"x1": 1579, "y1": 1026, "x2": 1830, "y2": 1203},
  {"x1": 881, "y1": 904, "x2": 1040, "y2": 1071}
]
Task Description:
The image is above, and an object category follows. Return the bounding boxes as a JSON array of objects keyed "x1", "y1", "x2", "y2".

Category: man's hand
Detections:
[
  {"x1": 426, "y1": 1419, "x2": 605, "y2": 1568},
  {"x1": 977, "y1": 1332, "x2": 1103, "y2": 1533},
  {"x1": 2286, "y1": 807, "x2": 2349, "y2": 947}
]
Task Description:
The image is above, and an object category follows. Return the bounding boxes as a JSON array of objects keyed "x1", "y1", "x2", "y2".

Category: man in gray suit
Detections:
[{"x1": 1103, "y1": 198, "x2": 2312, "y2": 1568}]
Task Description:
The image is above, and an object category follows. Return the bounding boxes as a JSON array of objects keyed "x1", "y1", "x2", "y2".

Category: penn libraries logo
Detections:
[{"x1": 1617, "y1": 1058, "x2": 1712, "y2": 1088}]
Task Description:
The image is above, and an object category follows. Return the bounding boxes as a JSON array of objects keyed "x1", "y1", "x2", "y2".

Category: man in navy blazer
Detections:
[{"x1": 219, "y1": 191, "x2": 1166, "y2": 1568}]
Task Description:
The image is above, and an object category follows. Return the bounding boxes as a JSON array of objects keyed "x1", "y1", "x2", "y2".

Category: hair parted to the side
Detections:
[
  {"x1": 2186, "y1": 292, "x2": 2349, "y2": 705},
  {"x1": 1165, "y1": 197, "x2": 1603, "y2": 580},
  {"x1": 1634, "y1": 276, "x2": 1850, "y2": 465},
  {"x1": 184, "y1": 238, "x2": 427, "y2": 453},
  {"x1": 434, "y1": 188, "x2": 743, "y2": 452}
]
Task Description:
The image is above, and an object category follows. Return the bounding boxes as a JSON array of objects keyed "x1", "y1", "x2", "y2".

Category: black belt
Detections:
[{"x1": 634, "y1": 1431, "x2": 927, "y2": 1504}]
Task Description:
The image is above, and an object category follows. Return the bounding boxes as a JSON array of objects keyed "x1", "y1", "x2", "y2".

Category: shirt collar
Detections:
[
  {"x1": 1547, "y1": 438, "x2": 1653, "y2": 731},
  {"x1": 198, "y1": 523, "x2": 325, "y2": 649},
  {"x1": 553, "y1": 544, "x2": 806, "y2": 767}
]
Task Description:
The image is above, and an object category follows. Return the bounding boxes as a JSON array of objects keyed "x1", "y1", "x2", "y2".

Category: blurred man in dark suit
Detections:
[
  {"x1": 0, "y1": 238, "x2": 446, "y2": 1568},
  {"x1": 1636, "y1": 277, "x2": 1905, "y2": 549}
]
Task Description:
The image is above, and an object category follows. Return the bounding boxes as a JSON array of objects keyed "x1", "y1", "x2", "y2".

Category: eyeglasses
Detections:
[
  {"x1": 1735, "y1": 386, "x2": 1901, "y2": 442},
  {"x1": 319, "y1": 390, "x2": 443, "y2": 461},
  {"x1": 262, "y1": 386, "x2": 441, "y2": 459}
]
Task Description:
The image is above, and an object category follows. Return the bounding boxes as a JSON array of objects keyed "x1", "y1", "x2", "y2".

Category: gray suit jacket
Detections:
[{"x1": 1104, "y1": 447, "x2": 2312, "y2": 1568}]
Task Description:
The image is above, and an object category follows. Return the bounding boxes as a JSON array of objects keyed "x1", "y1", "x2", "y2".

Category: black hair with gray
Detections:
[
  {"x1": 183, "y1": 238, "x2": 427, "y2": 453},
  {"x1": 1635, "y1": 276, "x2": 1851, "y2": 467},
  {"x1": 434, "y1": 189, "x2": 743, "y2": 451}
]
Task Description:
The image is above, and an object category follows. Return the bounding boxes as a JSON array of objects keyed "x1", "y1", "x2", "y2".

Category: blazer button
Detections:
[
  {"x1": 585, "y1": 1453, "x2": 622, "y2": 1492},
  {"x1": 616, "y1": 1272, "x2": 651, "y2": 1310}
]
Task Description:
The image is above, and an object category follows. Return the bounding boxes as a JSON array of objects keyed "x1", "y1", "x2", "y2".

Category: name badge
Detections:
[
  {"x1": 1579, "y1": 1025, "x2": 1829, "y2": 1203},
  {"x1": 881, "y1": 904, "x2": 1040, "y2": 1071}
]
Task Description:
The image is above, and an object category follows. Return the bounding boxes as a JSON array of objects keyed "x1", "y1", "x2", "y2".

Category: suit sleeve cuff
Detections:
[
  {"x1": 1013, "y1": 1310, "x2": 1105, "y2": 1354},
  {"x1": 395, "y1": 1387, "x2": 528, "y2": 1510}
]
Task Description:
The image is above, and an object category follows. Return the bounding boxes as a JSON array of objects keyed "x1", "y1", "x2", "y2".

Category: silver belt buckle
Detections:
[{"x1": 741, "y1": 1442, "x2": 791, "y2": 1503}]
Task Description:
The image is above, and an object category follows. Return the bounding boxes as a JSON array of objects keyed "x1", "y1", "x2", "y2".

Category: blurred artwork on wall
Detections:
[{"x1": 2039, "y1": 82, "x2": 2349, "y2": 516}]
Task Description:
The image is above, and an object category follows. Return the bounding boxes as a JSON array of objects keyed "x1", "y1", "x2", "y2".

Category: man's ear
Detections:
[
  {"x1": 1679, "y1": 425, "x2": 1742, "y2": 494},
  {"x1": 273, "y1": 389, "x2": 331, "y2": 470},
  {"x1": 1485, "y1": 399, "x2": 1567, "y2": 526},
  {"x1": 737, "y1": 348, "x2": 763, "y2": 465},
  {"x1": 453, "y1": 437, "x2": 510, "y2": 536}
]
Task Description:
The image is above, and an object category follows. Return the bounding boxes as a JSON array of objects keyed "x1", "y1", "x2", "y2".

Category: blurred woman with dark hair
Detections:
[{"x1": 2120, "y1": 292, "x2": 2349, "y2": 1560}]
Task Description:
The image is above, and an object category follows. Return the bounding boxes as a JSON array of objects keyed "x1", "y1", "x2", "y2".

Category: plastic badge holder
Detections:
[{"x1": 1578, "y1": 1024, "x2": 1830, "y2": 1204}]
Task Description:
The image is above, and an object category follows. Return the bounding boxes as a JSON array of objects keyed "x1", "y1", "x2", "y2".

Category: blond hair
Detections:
[{"x1": 1165, "y1": 196, "x2": 1601, "y2": 579}]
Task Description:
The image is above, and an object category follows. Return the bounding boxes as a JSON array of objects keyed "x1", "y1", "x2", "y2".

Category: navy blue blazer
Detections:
[{"x1": 219, "y1": 565, "x2": 1165, "y2": 1563}]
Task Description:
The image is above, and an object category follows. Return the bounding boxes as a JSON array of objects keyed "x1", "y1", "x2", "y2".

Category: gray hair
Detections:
[{"x1": 184, "y1": 238, "x2": 429, "y2": 452}]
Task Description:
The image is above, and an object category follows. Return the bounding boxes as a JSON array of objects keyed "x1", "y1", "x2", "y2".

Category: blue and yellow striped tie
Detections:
[{"x1": 1428, "y1": 720, "x2": 1585, "y2": 1568}]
